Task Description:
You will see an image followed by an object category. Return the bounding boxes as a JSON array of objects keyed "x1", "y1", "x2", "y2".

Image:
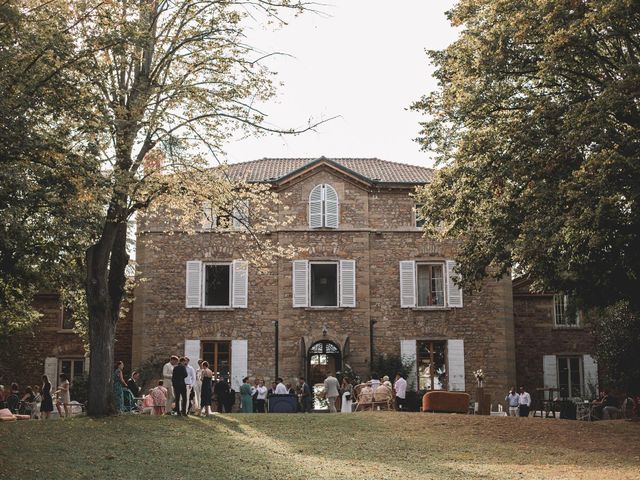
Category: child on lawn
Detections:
[{"x1": 151, "y1": 380, "x2": 167, "y2": 415}]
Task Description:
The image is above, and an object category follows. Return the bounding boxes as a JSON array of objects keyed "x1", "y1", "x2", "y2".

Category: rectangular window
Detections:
[
  {"x1": 203, "y1": 264, "x2": 231, "y2": 307},
  {"x1": 558, "y1": 356, "x2": 583, "y2": 398},
  {"x1": 416, "y1": 263, "x2": 445, "y2": 307},
  {"x1": 310, "y1": 262, "x2": 338, "y2": 307},
  {"x1": 415, "y1": 203, "x2": 426, "y2": 228},
  {"x1": 417, "y1": 340, "x2": 447, "y2": 391},
  {"x1": 554, "y1": 294, "x2": 580, "y2": 327},
  {"x1": 59, "y1": 359, "x2": 85, "y2": 382},
  {"x1": 61, "y1": 306, "x2": 75, "y2": 330},
  {"x1": 201, "y1": 341, "x2": 231, "y2": 377}
]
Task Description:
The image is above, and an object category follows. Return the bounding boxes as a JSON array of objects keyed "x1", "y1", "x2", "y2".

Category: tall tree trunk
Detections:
[{"x1": 85, "y1": 217, "x2": 129, "y2": 416}]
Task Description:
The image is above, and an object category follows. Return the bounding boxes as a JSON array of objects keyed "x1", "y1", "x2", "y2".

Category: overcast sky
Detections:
[{"x1": 222, "y1": 1, "x2": 459, "y2": 168}]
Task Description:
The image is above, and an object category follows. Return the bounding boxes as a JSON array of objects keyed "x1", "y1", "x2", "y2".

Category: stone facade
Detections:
[
  {"x1": 133, "y1": 158, "x2": 517, "y2": 402},
  {"x1": 0, "y1": 294, "x2": 133, "y2": 393},
  {"x1": 513, "y1": 277, "x2": 598, "y2": 401}
]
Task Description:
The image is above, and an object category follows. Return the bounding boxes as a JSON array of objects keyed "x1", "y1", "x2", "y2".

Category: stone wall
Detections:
[
  {"x1": 513, "y1": 288, "x2": 596, "y2": 399},
  {"x1": 134, "y1": 166, "x2": 516, "y2": 404},
  {"x1": 0, "y1": 294, "x2": 133, "y2": 392}
]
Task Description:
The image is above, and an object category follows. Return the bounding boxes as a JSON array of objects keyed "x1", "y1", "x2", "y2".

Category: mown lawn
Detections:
[{"x1": 1, "y1": 413, "x2": 639, "y2": 479}]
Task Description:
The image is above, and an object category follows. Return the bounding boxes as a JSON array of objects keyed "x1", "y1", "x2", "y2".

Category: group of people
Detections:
[
  {"x1": 504, "y1": 386, "x2": 532, "y2": 416},
  {"x1": 323, "y1": 372, "x2": 408, "y2": 413},
  {"x1": 0, "y1": 374, "x2": 71, "y2": 419},
  {"x1": 156, "y1": 356, "x2": 235, "y2": 416},
  {"x1": 239, "y1": 376, "x2": 313, "y2": 413}
]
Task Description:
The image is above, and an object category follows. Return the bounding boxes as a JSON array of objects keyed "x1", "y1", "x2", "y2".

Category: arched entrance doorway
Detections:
[{"x1": 307, "y1": 340, "x2": 342, "y2": 385}]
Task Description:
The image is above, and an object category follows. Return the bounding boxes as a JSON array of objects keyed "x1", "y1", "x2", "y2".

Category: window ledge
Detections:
[
  {"x1": 412, "y1": 307, "x2": 452, "y2": 311},
  {"x1": 553, "y1": 325, "x2": 583, "y2": 330},
  {"x1": 199, "y1": 307, "x2": 235, "y2": 312},
  {"x1": 57, "y1": 329, "x2": 76, "y2": 334},
  {"x1": 304, "y1": 307, "x2": 344, "y2": 311}
]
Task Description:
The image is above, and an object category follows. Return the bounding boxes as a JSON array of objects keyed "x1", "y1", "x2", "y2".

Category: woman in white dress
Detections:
[{"x1": 340, "y1": 377, "x2": 353, "y2": 413}]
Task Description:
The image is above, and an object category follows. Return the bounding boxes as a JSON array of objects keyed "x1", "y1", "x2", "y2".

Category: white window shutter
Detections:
[
  {"x1": 232, "y1": 200, "x2": 249, "y2": 230},
  {"x1": 232, "y1": 260, "x2": 249, "y2": 308},
  {"x1": 231, "y1": 339, "x2": 248, "y2": 391},
  {"x1": 44, "y1": 357, "x2": 58, "y2": 391},
  {"x1": 543, "y1": 354, "x2": 558, "y2": 399},
  {"x1": 324, "y1": 184, "x2": 339, "y2": 228},
  {"x1": 399, "y1": 261, "x2": 416, "y2": 308},
  {"x1": 185, "y1": 261, "x2": 202, "y2": 308},
  {"x1": 309, "y1": 185, "x2": 323, "y2": 228},
  {"x1": 184, "y1": 339, "x2": 201, "y2": 363},
  {"x1": 446, "y1": 260, "x2": 463, "y2": 308},
  {"x1": 400, "y1": 339, "x2": 417, "y2": 390},
  {"x1": 447, "y1": 339, "x2": 465, "y2": 391},
  {"x1": 292, "y1": 260, "x2": 309, "y2": 308},
  {"x1": 583, "y1": 354, "x2": 598, "y2": 397},
  {"x1": 339, "y1": 260, "x2": 356, "y2": 307}
]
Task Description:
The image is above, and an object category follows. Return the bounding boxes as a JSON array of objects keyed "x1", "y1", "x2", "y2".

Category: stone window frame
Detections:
[
  {"x1": 414, "y1": 203, "x2": 426, "y2": 229},
  {"x1": 308, "y1": 184, "x2": 339, "y2": 229},
  {"x1": 59, "y1": 304, "x2": 76, "y2": 332},
  {"x1": 553, "y1": 294, "x2": 581, "y2": 328},
  {"x1": 416, "y1": 339, "x2": 449, "y2": 391},
  {"x1": 58, "y1": 357, "x2": 85, "y2": 383},
  {"x1": 201, "y1": 262, "x2": 233, "y2": 309},
  {"x1": 415, "y1": 261, "x2": 446, "y2": 308},
  {"x1": 309, "y1": 261, "x2": 339, "y2": 308},
  {"x1": 201, "y1": 200, "x2": 250, "y2": 231}
]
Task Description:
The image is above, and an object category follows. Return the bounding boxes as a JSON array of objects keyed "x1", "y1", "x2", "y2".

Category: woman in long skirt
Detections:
[
  {"x1": 200, "y1": 361, "x2": 213, "y2": 416},
  {"x1": 112, "y1": 361, "x2": 127, "y2": 413},
  {"x1": 40, "y1": 375, "x2": 54, "y2": 419}
]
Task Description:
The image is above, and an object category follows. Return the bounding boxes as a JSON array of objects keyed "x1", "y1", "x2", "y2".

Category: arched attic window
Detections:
[{"x1": 308, "y1": 184, "x2": 339, "y2": 229}]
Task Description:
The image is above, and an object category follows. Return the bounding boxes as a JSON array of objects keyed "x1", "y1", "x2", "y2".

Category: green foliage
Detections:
[
  {"x1": 592, "y1": 301, "x2": 640, "y2": 395},
  {"x1": 412, "y1": 0, "x2": 640, "y2": 311},
  {"x1": 0, "y1": 1, "x2": 105, "y2": 338},
  {"x1": 371, "y1": 354, "x2": 414, "y2": 387},
  {"x1": 71, "y1": 375, "x2": 89, "y2": 405},
  {"x1": 136, "y1": 355, "x2": 169, "y2": 393}
]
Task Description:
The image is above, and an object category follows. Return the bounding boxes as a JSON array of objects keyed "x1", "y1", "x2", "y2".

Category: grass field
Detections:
[{"x1": 1, "y1": 413, "x2": 639, "y2": 479}]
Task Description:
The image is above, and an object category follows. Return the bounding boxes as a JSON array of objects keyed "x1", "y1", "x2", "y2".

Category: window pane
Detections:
[
  {"x1": 417, "y1": 264, "x2": 445, "y2": 306},
  {"x1": 415, "y1": 204, "x2": 426, "y2": 228},
  {"x1": 569, "y1": 357, "x2": 581, "y2": 397},
  {"x1": 558, "y1": 357, "x2": 569, "y2": 398},
  {"x1": 432, "y1": 342, "x2": 446, "y2": 390},
  {"x1": 310, "y1": 263, "x2": 338, "y2": 306},
  {"x1": 62, "y1": 307, "x2": 75, "y2": 330},
  {"x1": 61, "y1": 360, "x2": 71, "y2": 378},
  {"x1": 417, "y1": 264, "x2": 430, "y2": 307},
  {"x1": 73, "y1": 361, "x2": 84, "y2": 379},
  {"x1": 431, "y1": 265, "x2": 444, "y2": 306},
  {"x1": 204, "y1": 265, "x2": 230, "y2": 306}
]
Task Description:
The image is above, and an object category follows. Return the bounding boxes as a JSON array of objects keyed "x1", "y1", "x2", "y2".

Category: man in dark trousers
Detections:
[
  {"x1": 171, "y1": 357, "x2": 188, "y2": 415},
  {"x1": 298, "y1": 377, "x2": 312, "y2": 413}
]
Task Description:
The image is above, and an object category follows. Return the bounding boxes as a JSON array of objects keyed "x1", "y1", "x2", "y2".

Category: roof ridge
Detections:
[{"x1": 231, "y1": 157, "x2": 433, "y2": 171}]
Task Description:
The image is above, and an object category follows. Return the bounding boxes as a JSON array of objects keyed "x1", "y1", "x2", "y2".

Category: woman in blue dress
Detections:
[
  {"x1": 240, "y1": 377, "x2": 253, "y2": 413},
  {"x1": 113, "y1": 361, "x2": 127, "y2": 413}
]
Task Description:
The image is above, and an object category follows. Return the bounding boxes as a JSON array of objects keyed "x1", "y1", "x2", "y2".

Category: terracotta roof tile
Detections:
[{"x1": 224, "y1": 157, "x2": 433, "y2": 184}]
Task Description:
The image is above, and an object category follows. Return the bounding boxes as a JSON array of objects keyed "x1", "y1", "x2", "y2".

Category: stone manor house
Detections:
[{"x1": 4, "y1": 157, "x2": 600, "y2": 405}]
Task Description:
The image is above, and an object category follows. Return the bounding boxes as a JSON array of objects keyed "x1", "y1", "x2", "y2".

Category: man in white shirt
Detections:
[
  {"x1": 394, "y1": 373, "x2": 407, "y2": 411},
  {"x1": 518, "y1": 386, "x2": 531, "y2": 417},
  {"x1": 162, "y1": 356, "x2": 178, "y2": 413},
  {"x1": 184, "y1": 357, "x2": 197, "y2": 414},
  {"x1": 505, "y1": 386, "x2": 520, "y2": 416},
  {"x1": 274, "y1": 377, "x2": 288, "y2": 395},
  {"x1": 255, "y1": 379, "x2": 268, "y2": 413}
]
